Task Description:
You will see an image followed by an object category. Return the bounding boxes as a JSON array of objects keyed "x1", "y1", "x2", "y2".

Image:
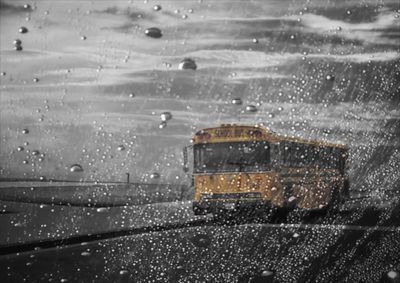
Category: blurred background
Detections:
[{"x1": 0, "y1": 0, "x2": 399, "y2": 195}]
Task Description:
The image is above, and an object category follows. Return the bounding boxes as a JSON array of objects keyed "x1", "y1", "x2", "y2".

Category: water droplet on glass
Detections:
[
  {"x1": 260, "y1": 270, "x2": 274, "y2": 277},
  {"x1": 293, "y1": 232, "x2": 299, "y2": 238},
  {"x1": 182, "y1": 14, "x2": 188, "y2": 19},
  {"x1": 33, "y1": 78, "x2": 39, "y2": 83},
  {"x1": 23, "y1": 160, "x2": 29, "y2": 164},
  {"x1": 32, "y1": 150, "x2": 40, "y2": 156},
  {"x1": 15, "y1": 45, "x2": 23, "y2": 51},
  {"x1": 60, "y1": 279, "x2": 68, "y2": 282},
  {"x1": 23, "y1": 4, "x2": 31, "y2": 10},
  {"x1": 39, "y1": 176, "x2": 45, "y2": 181},
  {"x1": 22, "y1": 129, "x2": 29, "y2": 134},
  {"x1": 245, "y1": 105, "x2": 257, "y2": 112},
  {"x1": 326, "y1": 74, "x2": 335, "y2": 81},
  {"x1": 19, "y1": 27, "x2": 28, "y2": 34},
  {"x1": 144, "y1": 27, "x2": 162, "y2": 38},
  {"x1": 119, "y1": 270, "x2": 129, "y2": 275},
  {"x1": 70, "y1": 164, "x2": 83, "y2": 172},
  {"x1": 252, "y1": 38, "x2": 259, "y2": 44},
  {"x1": 80, "y1": 36, "x2": 87, "y2": 40},
  {"x1": 336, "y1": 26, "x2": 342, "y2": 31},
  {"x1": 178, "y1": 58, "x2": 197, "y2": 70},
  {"x1": 160, "y1": 112, "x2": 172, "y2": 121},
  {"x1": 188, "y1": 8, "x2": 194, "y2": 13},
  {"x1": 13, "y1": 39, "x2": 22, "y2": 46},
  {"x1": 17, "y1": 146, "x2": 24, "y2": 151},
  {"x1": 81, "y1": 251, "x2": 91, "y2": 256},
  {"x1": 150, "y1": 172, "x2": 160, "y2": 179},
  {"x1": 159, "y1": 121, "x2": 167, "y2": 129},
  {"x1": 129, "y1": 92, "x2": 135, "y2": 98},
  {"x1": 0, "y1": 72, "x2": 5, "y2": 76},
  {"x1": 96, "y1": 207, "x2": 108, "y2": 213},
  {"x1": 117, "y1": 145, "x2": 125, "y2": 151},
  {"x1": 290, "y1": 34, "x2": 295, "y2": 40},
  {"x1": 346, "y1": 10, "x2": 351, "y2": 15},
  {"x1": 231, "y1": 98, "x2": 242, "y2": 105},
  {"x1": 153, "y1": 5, "x2": 161, "y2": 11},
  {"x1": 387, "y1": 271, "x2": 398, "y2": 279}
]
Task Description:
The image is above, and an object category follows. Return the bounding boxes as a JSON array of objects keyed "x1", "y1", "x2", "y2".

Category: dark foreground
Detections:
[
  {"x1": 0, "y1": 182, "x2": 399, "y2": 282},
  {"x1": 0, "y1": 206, "x2": 399, "y2": 282}
]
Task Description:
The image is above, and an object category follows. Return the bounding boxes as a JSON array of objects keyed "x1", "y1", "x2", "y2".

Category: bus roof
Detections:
[{"x1": 191, "y1": 124, "x2": 348, "y2": 150}]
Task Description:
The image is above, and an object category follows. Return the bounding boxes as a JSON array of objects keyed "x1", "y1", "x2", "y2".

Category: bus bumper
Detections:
[{"x1": 193, "y1": 200, "x2": 271, "y2": 215}]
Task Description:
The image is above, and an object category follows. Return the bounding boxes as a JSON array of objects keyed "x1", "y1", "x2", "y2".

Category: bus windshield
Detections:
[{"x1": 194, "y1": 141, "x2": 270, "y2": 173}]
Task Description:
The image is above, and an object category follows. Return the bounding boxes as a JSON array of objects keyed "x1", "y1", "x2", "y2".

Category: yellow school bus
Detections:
[{"x1": 184, "y1": 124, "x2": 349, "y2": 216}]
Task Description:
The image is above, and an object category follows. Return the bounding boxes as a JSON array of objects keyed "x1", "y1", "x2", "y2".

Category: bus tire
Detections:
[{"x1": 193, "y1": 205, "x2": 207, "y2": 215}]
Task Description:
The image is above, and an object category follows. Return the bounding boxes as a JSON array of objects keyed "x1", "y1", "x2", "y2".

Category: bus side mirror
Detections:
[
  {"x1": 183, "y1": 146, "x2": 189, "y2": 173},
  {"x1": 182, "y1": 145, "x2": 193, "y2": 175}
]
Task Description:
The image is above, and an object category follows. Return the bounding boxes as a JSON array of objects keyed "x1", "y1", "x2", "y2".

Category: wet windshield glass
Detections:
[
  {"x1": 194, "y1": 141, "x2": 270, "y2": 173},
  {"x1": 0, "y1": 0, "x2": 399, "y2": 282}
]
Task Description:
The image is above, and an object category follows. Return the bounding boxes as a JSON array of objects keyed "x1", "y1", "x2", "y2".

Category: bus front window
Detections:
[{"x1": 193, "y1": 141, "x2": 270, "y2": 173}]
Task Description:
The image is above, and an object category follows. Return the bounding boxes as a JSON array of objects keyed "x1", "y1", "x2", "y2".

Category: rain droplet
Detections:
[
  {"x1": 260, "y1": 270, "x2": 274, "y2": 277},
  {"x1": 22, "y1": 160, "x2": 28, "y2": 164},
  {"x1": 129, "y1": 93, "x2": 135, "y2": 98},
  {"x1": 159, "y1": 121, "x2": 167, "y2": 129},
  {"x1": 19, "y1": 27, "x2": 28, "y2": 34},
  {"x1": 117, "y1": 145, "x2": 125, "y2": 151},
  {"x1": 17, "y1": 146, "x2": 24, "y2": 151},
  {"x1": 144, "y1": 27, "x2": 162, "y2": 38},
  {"x1": 80, "y1": 36, "x2": 87, "y2": 40},
  {"x1": 388, "y1": 271, "x2": 398, "y2": 279},
  {"x1": 119, "y1": 270, "x2": 129, "y2": 275},
  {"x1": 23, "y1": 4, "x2": 32, "y2": 10},
  {"x1": 178, "y1": 58, "x2": 197, "y2": 70},
  {"x1": 153, "y1": 5, "x2": 161, "y2": 11},
  {"x1": 15, "y1": 45, "x2": 23, "y2": 51},
  {"x1": 22, "y1": 129, "x2": 29, "y2": 134},
  {"x1": 188, "y1": 8, "x2": 194, "y2": 13},
  {"x1": 96, "y1": 207, "x2": 108, "y2": 213},
  {"x1": 13, "y1": 39, "x2": 22, "y2": 46},
  {"x1": 60, "y1": 279, "x2": 68, "y2": 282},
  {"x1": 0, "y1": 72, "x2": 5, "y2": 76},
  {"x1": 70, "y1": 164, "x2": 83, "y2": 172},
  {"x1": 33, "y1": 78, "x2": 39, "y2": 83},
  {"x1": 245, "y1": 105, "x2": 257, "y2": 112},
  {"x1": 231, "y1": 98, "x2": 242, "y2": 105},
  {"x1": 325, "y1": 74, "x2": 335, "y2": 81},
  {"x1": 32, "y1": 150, "x2": 40, "y2": 156},
  {"x1": 150, "y1": 172, "x2": 160, "y2": 179},
  {"x1": 290, "y1": 34, "x2": 295, "y2": 40},
  {"x1": 181, "y1": 14, "x2": 188, "y2": 19},
  {"x1": 252, "y1": 38, "x2": 259, "y2": 44},
  {"x1": 160, "y1": 112, "x2": 172, "y2": 121},
  {"x1": 336, "y1": 26, "x2": 342, "y2": 31},
  {"x1": 346, "y1": 10, "x2": 351, "y2": 15},
  {"x1": 39, "y1": 176, "x2": 45, "y2": 181},
  {"x1": 293, "y1": 232, "x2": 299, "y2": 238},
  {"x1": 81, "y1": 251, "x2": 91, "y2": 256}
]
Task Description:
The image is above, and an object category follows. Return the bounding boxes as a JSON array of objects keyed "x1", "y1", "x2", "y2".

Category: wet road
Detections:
[{"x1": 0, "y1": 205, "x2": 399, "y2": 283}]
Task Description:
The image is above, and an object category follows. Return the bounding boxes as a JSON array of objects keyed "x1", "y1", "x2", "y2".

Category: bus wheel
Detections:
[{"x1": 193, "y1": 205, "x2": 207, "y2": 215}]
